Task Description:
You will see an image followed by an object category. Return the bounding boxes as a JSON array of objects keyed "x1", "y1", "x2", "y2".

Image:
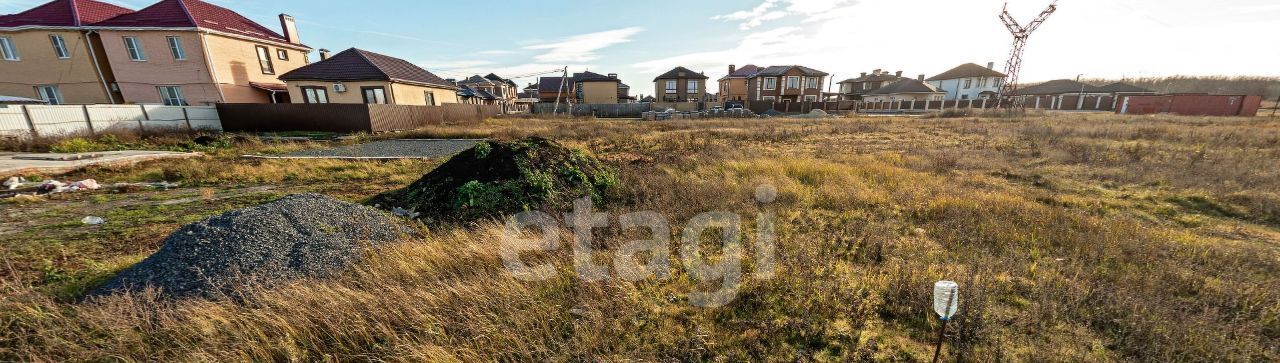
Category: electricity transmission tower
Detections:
[{"x1": 997, "y1": 0, "x2": 1059, "y2": 109}]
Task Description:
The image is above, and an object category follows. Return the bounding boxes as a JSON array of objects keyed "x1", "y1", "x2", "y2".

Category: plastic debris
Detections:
[
  {"x1": 4, "y1": 176, "x2": 25, "y2": 190},
  {"x1": 71, "y1": 179, "x2": 101, "y2": 191},
  {"x1": 81, "y1": 216, "x2": 105, "y2": 225},
  {"x1": 391, "y1": 207, "x2": 420, "y2": 219},
  {"x1": 933, "y1": 281, "x2": 959, "y2": 320}
]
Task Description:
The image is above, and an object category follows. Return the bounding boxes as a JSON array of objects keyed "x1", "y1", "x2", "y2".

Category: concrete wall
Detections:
[
  {"x1": 0, "y1": 30, "x2": 114, "y2": 104},
  {"x1": 389, "y1": 82, "x2": 460, "y2": 106},
  {"x1": 579, "y1": 81, "x2": 619, "y2": 104},
  {"x1": 0, "y1": 104, "x2": 219, "y2": 138},
  {"x1": 285, "y1": 81, "x2": 459, "y2": 106},
  {"x1": 864, "y1": 93, "x2": 946, "y2": 102}
]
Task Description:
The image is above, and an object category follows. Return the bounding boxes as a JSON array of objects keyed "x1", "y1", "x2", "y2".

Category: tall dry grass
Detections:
[{"x1": 3, "y1": 114, "x2": 1279, "y2": 361}]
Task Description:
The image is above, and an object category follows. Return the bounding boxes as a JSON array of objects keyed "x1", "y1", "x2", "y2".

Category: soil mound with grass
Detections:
[
  {"x1": 92, "y1": 194, "x2": 410, "y2": 299},
  {"x1": 371, "y1": 137, "x2": 617, "y2": 223}
]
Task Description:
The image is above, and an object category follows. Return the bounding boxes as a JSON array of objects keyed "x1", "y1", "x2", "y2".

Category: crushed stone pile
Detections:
[
  {"x1": 92, "y1": 194, "x2": 410, "y2": 298},
  {"x1": 371, "y1": 137, "x2": 617, "y2": 223}
]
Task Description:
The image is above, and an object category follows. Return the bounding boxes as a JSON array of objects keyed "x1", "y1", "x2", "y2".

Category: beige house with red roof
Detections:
[
  {"x1": 279, "y1": 48, "x2": 459, "y2": 106},
  {"x1": 0, "y1": 0, "x2": 311, "y2": 105}
]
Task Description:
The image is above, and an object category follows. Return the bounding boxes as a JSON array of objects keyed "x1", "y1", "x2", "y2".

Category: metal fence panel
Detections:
[{"x1": 27, "y1": 105, "x2": 91, "y2": 137}]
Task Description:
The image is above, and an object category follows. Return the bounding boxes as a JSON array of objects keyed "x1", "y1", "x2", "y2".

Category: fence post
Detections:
[
  {"x1": 981, "y1": 99, "x2": 987, "y2": 109},
  {"x1": 182, "y1": 107, "x2": 193, "y2": 132},
  {"x1": 138, "y1": 104, "x2": 149, "y2": 133},
  {"x1": 80, "y1": 105, "x2": 96, "y2": 135},
  {"x1": 20, "y1": 105, "x2": 38, "y2": 138}
]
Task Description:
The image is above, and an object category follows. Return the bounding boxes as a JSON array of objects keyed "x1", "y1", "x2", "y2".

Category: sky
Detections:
[{"x1": 3, "y1": 0, "x2": 1277, "y2": 96}]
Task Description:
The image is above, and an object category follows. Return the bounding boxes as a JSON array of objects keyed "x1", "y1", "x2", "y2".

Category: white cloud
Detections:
[
  {"x1": 712, "y1": 0, "x2": 858, "y2": 29},
  {"x1": 524, "y1": 27, "x2": 645, "y2": 63},
  {"x1": 419, "y1": 60, "x2": 495, "y2": 70}
]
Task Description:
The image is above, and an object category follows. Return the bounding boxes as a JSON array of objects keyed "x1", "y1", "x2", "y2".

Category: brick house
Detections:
[
  {"x1": 652, "y1": 66, "x2": 708, "y2": 102},
  {"x1": 746, "y1": 65, "x2": 829, "y2": 102},
  {"x1": 717, "y1": 64, "x2": 759, "y2": 102},
  {"x1": 836, "y1": 69, "x2": 906, "y2": 101},
  {"x1": 925, "y1": 62, "x2": 1007, "y2": 101},
  {"x1": 534, "y1": 71, "x2": 627, "y2": 104},
  {"x1": 0, "y1": 0, "x2": 313, "y2": 105}
]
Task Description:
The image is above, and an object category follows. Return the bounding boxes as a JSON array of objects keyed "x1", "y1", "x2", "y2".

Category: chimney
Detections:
[
  {"x1": 873, "y1": 68, "x2": 882, "y2": 75},
  {"x1": 729, "y1": 64, "x2": 737, "y2": 74},
  {"x1": 318, "y1": 48, "x2": 330, "y2": 60},
  {"x1": 987, "y1": 61, "x2": 995, "y2": 69},
  {"x1": 896, "y1": 70, "x2": 903, "y2": 77},
  {"x1": 279, "y1": 14, "x2": 300, "y2": 44},
  {"x1": 860, "y1": 72, "x2": 867, "y2": 77},
  {"x1": 918, "y1": 74, "x2": 926, "y2": 81},
  {"x1": 608, "y1": 73, "x2": 617, "y2": 79}
]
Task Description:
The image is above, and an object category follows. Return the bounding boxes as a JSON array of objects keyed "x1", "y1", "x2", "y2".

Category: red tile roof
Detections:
[
  {"x1": 0, "y1": 0, "x2": 133, "y2": 28},
  {"x1": 92, "y1": 0, "x2": 304, "y2": 47}
]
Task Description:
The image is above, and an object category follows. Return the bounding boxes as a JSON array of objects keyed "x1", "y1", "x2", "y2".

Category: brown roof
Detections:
[
  {"x1": 1096, "y1": 82, "x2": 1153, "y2": 93},
  {"x1": 926, "y1": 63, "x2": 1007, "y2": 81},
  {"x1": 653, "y1": 66, "x2": 709, "y2": 81},
  {"x1": 750, "y1": 65, "x2": 828, "y2": 77},
  {"x1": 1012, "y1": 79, "x2": 1104, "y2": 95},
  {"x1": 869, "y1": 79, "x2": 943, "y2": 95},
  {"x1": 279, "y1": 48, "x2": 456, "y2": 89},
  {"x1": 840, "y1": 72, "x2": 906, "y2": 84}
]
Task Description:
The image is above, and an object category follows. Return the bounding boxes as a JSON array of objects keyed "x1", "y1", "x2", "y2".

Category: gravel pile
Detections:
[
  {"x1": 92, "y1": 194, "x2": 411, "y2": 299},
  {"x1": 281, "y1": 139, "x2": 481, "y2": 158}
]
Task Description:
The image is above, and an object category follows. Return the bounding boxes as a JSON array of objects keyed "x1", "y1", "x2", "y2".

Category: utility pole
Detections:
[
  {"x1": 996, "y1": 1, "x2": 1059, "y2": 109},
  {"x1": 1272, "y1": 94, "x2": 1279, "y2": 118},
  {"x1": 553, "y1": 66, "x2": 568, "y2": 115}
]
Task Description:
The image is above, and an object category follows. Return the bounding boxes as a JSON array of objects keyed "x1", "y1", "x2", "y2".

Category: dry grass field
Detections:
[{"x1": 2, "y1": 113, "x2": 1279, "y2": 361}]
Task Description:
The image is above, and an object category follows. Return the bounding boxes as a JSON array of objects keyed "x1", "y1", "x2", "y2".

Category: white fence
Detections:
[{"x1": 0, "y1": 104, "x2": 221, "y2": 138}]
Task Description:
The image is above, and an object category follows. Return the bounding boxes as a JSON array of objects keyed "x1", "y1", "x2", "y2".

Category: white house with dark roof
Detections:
[
  {"x1": 863, "y1": 78, "x2": 946, "y2": 103},
  {"x1": 926, "y1": 62, "x2": 1008, "y2": 101}
]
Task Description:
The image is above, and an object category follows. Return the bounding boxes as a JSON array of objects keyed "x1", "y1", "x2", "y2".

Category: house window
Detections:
[
  {"x1": 665, "y1": 80, "x2": 677, "y2": 93},
  {"x1": 804, "y1": 95, "x2": 817, "y2": 102},
  {"x1": 763, "y1": 96, "x2": 776, "y2": 101},
  {"x1": 34, "y1": 86, "x2": 62, "y2": 105},
  {"x1": 687, "y1": 80, "x2": 699, "y2": 93},
  {"x1": 425, "y1": 91, "x2": 436, "y2": 106},
  {"x1": 49, "y1": 35, "x2": 69, "y2": 59},
  {"x1": 166, "y1": 36, "x2": 186, "y2": 60},
  {"x1": 123, "y1": 36, "x2": 145, "y2": 61},
  {"x1": 964, "y1": 79, "x2": 973, "y2": 89},
  {"x1": 806, "y1": 77, "x2": 818, "y2": 89},
  {"x1": 978, "y1": 78, "x2": 987, "y2": 87},
  {"x1": 301, "y1": 86, "x2": 328, "y2": 103},
  {"x1": 786, "y1": 76, "x2": 800, "y2": 89},
  {"x1": 0, "y1": 36, "x2": 19, "y2": 61},
  {"x1": 277, "y1": 49, "x2": 288, "y2": 61},
  {"x1": 361, "y1": 86, "x2": 388, "y2": 104},
  {"x1": 157, "y1": 86, "x2": 185, "y2": 106},
  {"x1": 255, "y1": 45, "x2": 274, "y2": 74},
  {"x1": 764, "y1": 77, "x2": 777, "y2": 90}
]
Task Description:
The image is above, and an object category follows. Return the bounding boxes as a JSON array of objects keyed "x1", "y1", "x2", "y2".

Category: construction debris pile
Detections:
[
  {"x1": 641, "y1": 108, "x2": 758, "y2": 120},
  {"x1": 371, "y1": 137, "x2": 617, "y2": 223},
  {"x1": 91, "y1": 194, "x2": 411, "y2": 299},
  {"x1": 3, "y1": 176, "x2": 178, "y2": 199}
]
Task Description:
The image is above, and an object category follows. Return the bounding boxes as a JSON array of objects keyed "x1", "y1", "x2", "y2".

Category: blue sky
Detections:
[{"x1": 4, "y1": 0, "x2": 1277, "y2": 96}]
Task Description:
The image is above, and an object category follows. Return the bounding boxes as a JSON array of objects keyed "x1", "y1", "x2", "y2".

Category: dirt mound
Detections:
[
  {"x1": 371, "y1": 137, "x2": 617, "y2": 223},
  {"x1": 91, "y1": 194, "x2": 410, "y2": 299}
]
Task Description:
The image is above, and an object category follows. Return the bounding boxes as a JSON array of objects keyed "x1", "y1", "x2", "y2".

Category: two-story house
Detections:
[
  {"x1": 0, "y1": 0, "x2": 311, "y2": 105},
  {"x1": 746, "y1": 65, "x2": 828, "y2": 102},
  {"x1": 717, "y1": 64, "x2": 759, "y2": 102},
  {"x1": 0, "y1": 0, "x2": 134, "y2": 104},
  {"x1": 925, "y1": 62, "x2": 1007, "y2": 101},
  {"x1": 652, "y1": 66, "x2": 708, "y2": 102},
  {"x1": 836, "y1": 70, "x2": 906, "y2": 101},
  {"x1": 534, "y1": 71, "x2": 627, "y2": 104},
  {"x1": 863, "y1": 76, "x2": 947, "y2": 103}
]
